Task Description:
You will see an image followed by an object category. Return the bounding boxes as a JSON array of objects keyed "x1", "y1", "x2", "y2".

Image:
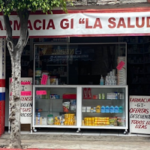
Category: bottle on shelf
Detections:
[{"x1": 100, "y1": 75, "x2": 104, "y2": 85}]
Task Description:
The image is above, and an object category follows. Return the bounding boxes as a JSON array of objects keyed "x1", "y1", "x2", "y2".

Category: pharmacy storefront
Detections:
[{"x1": 2, "y1": 7, "x2": 150, "y2": 134}]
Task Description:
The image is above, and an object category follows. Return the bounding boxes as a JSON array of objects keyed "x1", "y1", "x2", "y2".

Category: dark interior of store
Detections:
[{"x1": 6, "y1": 36, "x2": 150, "y2": 96}]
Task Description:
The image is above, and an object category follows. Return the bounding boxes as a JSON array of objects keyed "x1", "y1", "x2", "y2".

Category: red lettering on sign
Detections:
[
  {"x1": 71, "y1": 19, "x2": 74, "y2": 29},
  {"x1": 14, "y1": 20, "x2": 20, "y2": 30},
  {"x1": 93, "y1": 18, "x2": 102, "y2": 28},
  {"x1": 21, "y1": 81, "x2": 31, "y2": 85},
  {"x1": 34, "y1": 20, "x2": 42, "y2": 30},
  {"x1": 43, "y1": 19, "x2": 46, "y2": 30},
  {"x1": 86, "y1": 18, "x2": 92, "y2": 29},
  {"x1": 129, "y1": 108, "x2": 149, "y2": 114},
  {"x1": 136, "y1": 17, "x2": 145, "y2": 28},
  {"x1": 0, "y1": 21, "x2": 3, "y2": 30},
  {"x1": 108, "y1": 18, "x2": 116, "y2": 28},
  {"x1": 47, "y1": 19, "x2": 55, "y2": 29},
  {"x1": 135, "y1": 125, "x2": 147, "y2": 129},
  {"x1": 60, "y1": 19, "x2": 69, "y2": 29},
  {"x1": 28, "y1": 20, "x2": 33, "y2": 30},
  {"x1": 117, "y1": 18, "x2": 126, "y2": 28},
  {"x1": 127, "y1": 18, "x2": 135, "y2": 28},
  {"x1": 147, "y1": 17, "x2": 150, "y2": 27}
]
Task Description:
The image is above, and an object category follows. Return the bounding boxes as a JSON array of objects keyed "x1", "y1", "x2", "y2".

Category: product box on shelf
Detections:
[
  {"x1": 36, "y1": 117, "x2": 42, "y2": 125},
  {"x1": 83, "y1": 88, "x2": 92, "y2": 99},
  {"x1": 63, "y1": 94, "x2": 76, "y2": 99}
]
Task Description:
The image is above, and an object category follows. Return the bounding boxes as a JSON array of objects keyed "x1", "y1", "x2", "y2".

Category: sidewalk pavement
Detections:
[{"x1": 0, "y1": 133, "x2": 150, "y2": 150}]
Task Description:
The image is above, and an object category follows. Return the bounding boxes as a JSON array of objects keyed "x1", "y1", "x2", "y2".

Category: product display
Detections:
[
  {"x1": 33, "y1": 86, "x2": 127, "y2": 130},
  {"x1": 83, "y1": 117, "x2": 125, "y2": 126},
  {"x1": 82, "y1": 105, "x2": 123, "y2": 113},
  {"x1": 105, "y1": 70, "x2": 117, "y2": 85},
  {"x1": 117, "y1": 57, "x2": 126, "y2": 85}
]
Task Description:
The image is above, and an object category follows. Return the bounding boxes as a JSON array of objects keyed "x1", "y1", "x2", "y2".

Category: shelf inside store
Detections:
[
  {"x1": 83, "y1": 99, "x2": 124, "y2": 101},
  {"x1": 80, "y1": 126, "x2": 126, "y2": 129},
  {"x1": 34, "y1": 125, "x2": 77, "y2": 128},
  {"x1": 47, "y1": 64, "x2": 67, "y2": 66},
  {"x1": 82, "y1": 112, "x2": 123, "y2": 114},
  {"x1": 36, "y1": 111, "x2": 76, "y2": 113},
  {"x1": 36, "y1": 99, "x2": 63, "y2": 100}
]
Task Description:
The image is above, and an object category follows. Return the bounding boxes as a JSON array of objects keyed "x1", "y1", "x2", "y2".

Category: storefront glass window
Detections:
[{"x1": 34, "y1": 43, "x2": 126, "y2": 85}]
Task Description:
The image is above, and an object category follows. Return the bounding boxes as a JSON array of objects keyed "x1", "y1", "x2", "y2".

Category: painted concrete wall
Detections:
[{"x1": 72, "y1": 0, "x2": 147, "y2": 5}]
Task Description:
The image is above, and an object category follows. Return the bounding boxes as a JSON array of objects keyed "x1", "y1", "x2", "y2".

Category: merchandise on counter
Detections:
[
  {"x1": 109, "y1": 117, "x2": 117, "y2": 126},
  {"x1": 42, "y1": 90, "x2": 50, "y2": 99},
  {"x1": 96, "y1": 105, "x2": 101, "y2": 113},
  {"x1": 50, "y1": 94, "x2": 60, "y2": 99},
  {"x1": 101, "y1": 106, "x2": 105, "y2": 113},
  {"x1": 117, "y1": 117, "x2": 125, "y2": 126},
  {"x1": 63, "y1": 94, "x2": 76, "y2": 99},
  {"x1": 70, "y1": 100, "x2": 76, "y2": 112},
  {"x1": 119, "y1": 106, "x2": 123, "y2": 113},
  {"x1": 105, "y1": 106, "x2": 109, "y2": 113},
  {"x1": 35, "y1": 68, "x2": 42, "y2": 77},
  {"x1": 110, "y1": 106, "x2": 115, "y2": 113},
  {"x1": 50, "y1": 76, "x2": 58, "y2": 85},
  {"x1": 54, "y1": 114, "x2": 76, "y2": 126},
  {"x1": 82, "y1": 106, "x2": 86, "y2": 112},
  {"x1": 114, "y1": 106, "x2": 119, "y2": 113},
  {"x1": 117, "y1": 56, "x2": 126, "y2": 85},
  {"x1": 93, "y1": 95, "x2": 98, "y2": 99},
  {"x1": 36, "y1": 113, "x2": 42, "y2": 125},
  {"x1": 102, "y1": 93, "x2": 105, "y2": 99},
  {"x1": 42, "y1": 117, "x2": 47, "y2": 125},
  {"x1": 99, "y1": 94, "x2": 101, "y2": 99},
  {"x1": 84, "y1": 117, "x2": 110, "y2": 126},
  {"x1": 64, "y1": 113, "x2": 76, "y2": 125},
  {"x1": 63, "y1": 101, "x2": 70, "y2": 112},
  {"x1": 107, "y1": 92, "x2": 120, "y2": 99},
  {"x1": 36, "y1": 109, "x2": 42, "y2": 112},
  {"x1": 100, "y1": 75, "x2": 104, "y2": 85},
  {"x1": 54, "y1": 116, "x2": 61, "y2": 125},
  {"x1": 105, "y1": 70, "x2": 117, "y2": 85},
  {"x1": 86, "y1": 106, "x2": 91, "y2": 112},
  {"x1": 83, "y1": 88, "x2": 92, "y2": 99},
  {"x1": 47, "y1": 114, "x2": 54, "y2": 125}
]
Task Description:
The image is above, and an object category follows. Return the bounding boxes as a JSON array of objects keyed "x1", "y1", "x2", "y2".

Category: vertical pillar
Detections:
[{"x1": 0, "y1": 38, "x2": 5, "y2": 136}]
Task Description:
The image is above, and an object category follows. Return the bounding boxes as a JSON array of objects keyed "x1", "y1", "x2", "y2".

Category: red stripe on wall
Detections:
[
  {"x1": 0, "y1": 7, "x2": 150, "y2": 15},
  {"x1": 0, "y1": 79, "x2": 5, "y2": 87},
  {"x1": 2, "y1": 33, "x2": 150, "y2": 39}
]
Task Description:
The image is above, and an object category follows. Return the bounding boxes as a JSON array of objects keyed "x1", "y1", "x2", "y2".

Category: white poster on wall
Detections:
[
  {"x1": 9, "y1": 78, "x2": 33, "y2": 124},
  {"x1": 130, "y1": 96, "x2": 150, "y2": 134}
]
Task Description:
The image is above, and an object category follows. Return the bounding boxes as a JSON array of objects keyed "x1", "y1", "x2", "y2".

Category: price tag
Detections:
[
  {"x1": 41, "y1": 74, "x2": 48, "y2": 85},
  {"x1": 36, "y1": 90, "x2": 47, "y2": 95},
  {"x1": 117, "y1": 61, "x2": 125, "y2": 70},
  {"x1": 21, "y1": 91, "x2": 32, "y2": 96}
]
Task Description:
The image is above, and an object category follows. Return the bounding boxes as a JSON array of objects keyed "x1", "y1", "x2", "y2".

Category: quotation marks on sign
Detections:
[{"x1": 79, "y1": 18, "x2": 85, "y2": 24}]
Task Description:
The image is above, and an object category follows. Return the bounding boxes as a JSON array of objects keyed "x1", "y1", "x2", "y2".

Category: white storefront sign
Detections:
[
  {"x1": 9, "y1": 78, "x2": 32, "y2": 124},
  {"x1": 0, "y1": 10, "x2": 150, "y2": 37},
  {"x1": 130, "y1": 96, "x2": 150, "y2": 134}
]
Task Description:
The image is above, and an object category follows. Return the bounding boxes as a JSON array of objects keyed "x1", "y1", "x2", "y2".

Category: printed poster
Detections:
[
  {"x1": 9, "y1": 78, "x2": 32, "y2": 124},
  {"x1": 130, "y1": 96, "x2": 150, "y2": 134}
]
